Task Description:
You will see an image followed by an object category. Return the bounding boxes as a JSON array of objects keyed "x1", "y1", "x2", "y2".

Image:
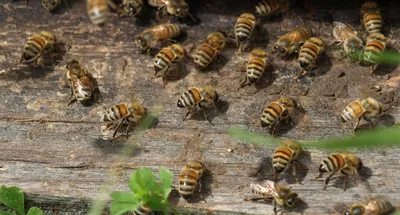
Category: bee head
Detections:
[
  {"x1": 124, "y1": 3, "x2": 141, "y2": 16},
  {"x1": 42, "y1": 0, "x2": 57, "y2": 12},
  {"x1": 286, "y1": 193, "x2": 299, "y2": 208},
  {"x1": 135, "y1": 36, "x2": 148, "y2": 52},
  {"x1": 273, "y1": 45, "x2": 287, "y2": 56},
  {"x1": 345, "y1": 206, "x2": 363, "y2": 215},
  {"x1": 175, "y1": 3, "x2": 189, "y2": 18}
]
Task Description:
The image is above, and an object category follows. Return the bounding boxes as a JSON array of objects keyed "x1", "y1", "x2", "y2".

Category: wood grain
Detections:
[{"x1": 1, "y1": 0, "x2": 400, "y2": 214}]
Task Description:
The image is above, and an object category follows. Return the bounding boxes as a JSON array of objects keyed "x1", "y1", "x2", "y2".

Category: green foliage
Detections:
[
  {"x1": 227, "y1": 127, "x2": 400, "y2": 150},
  {"x1": 109, "y1": 167, "x2": 177, "y2": 215},
  {"x1": 0, "y1": 186, "x2": 44, "y2": 215}
]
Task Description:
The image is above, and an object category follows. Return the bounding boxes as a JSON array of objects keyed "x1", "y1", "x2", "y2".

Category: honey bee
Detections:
[
  {"x1": 234, "y1": 13, "x2": 256, "y2": 53},
  {"x1": 254, "y1": 0, "x2": 290, "y2": 18},
  {"x1": 332, "y1": 21, "x2": 364, "y2": 61},
  {"x1": 272, "y1": 140, "x2": 303, "y2": 184},
  {"x1": 312, "y1": 153, "x2": 363, "y2": 191},
  {"x1": 178, "y1": 161, "x2": 206, "y2": 198},
  {"x1": 87, "y1": 0, "x2": 126, "y2": 26},
  {"x1": 154, "y1": 43, "x2": 185, "y2": 86},
  {"x1": 132, "y1": 205, "x2": 151, "y2": 215},
  {"x1": 344, "y1": 197, "x2": 394, "y2": 215},
  {"x1": 363, "y1": 32, "x2": 386, "y2": 73},
  {"x1": 65, "y1": 60, "x2": 94, "y2": 106},
  {"x1": 177, "y1": 87, "x2": 219, "y2": 124},
  {"x1": 135, "y1": 24, "x2": 183, "y2": 55},
  {"x1": 341, "y1": 97, "x2": 383, "y2": 132},
  {"x1": 119, "y1": 0, "x2": 143, "y2": 17},
  {"x1": 148, "y1": 0, "x2": 193, "y2": 20},
  {"x1": 273, "y1": 26, "x2": 312, "y2": 57},
  {"x1": 194, "y1": 31, "x2": 227, "y2": 69},
  {"x1": 247, "y1": 180, "x2": 300, "y2": 215},
  {"x1": 260, "y1": 97, "x2": 297, "y2": 136},
  {"x1": 238, "y1": 48, "x2": 267, "y2": 90},
  {"x1": 297, "y1": 37, "x2": 324, "y2": 79},
  {"x1": 19, "y1": 31, "x2": 56, "y2": 67},
  {"x1": 361, "y1": 2, "x2": 382, "y2": 34},
  {"x1": 101, "y1": 101, "x2": 146, "y2": 138},
  {"x1": 42, "y1": 0, "x2": 62, "y2": 12}
]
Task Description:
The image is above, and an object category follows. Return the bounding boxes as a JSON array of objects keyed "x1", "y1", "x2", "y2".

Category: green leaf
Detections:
[
  {"x1": 158, "y1": 167, "x2": 173, "y2": 201},
  {"x1": 227, "y1": 127, "x2": 281, "y2": 146},
  {"x1": 129, "y1": 168, "x2": 158, "y2": 196},
  {"x1": 0, "y1": 186, "x2": 25, "y2": 215},
  {"x1": 109, "y1": 192, "x2": 142, "y2": 215},
  {"x1": 0, "y1": 210, "x2": 15, "y2": 215},
  {"x1": 26, "y1": 207, "x2": 43, "y2": 215}
]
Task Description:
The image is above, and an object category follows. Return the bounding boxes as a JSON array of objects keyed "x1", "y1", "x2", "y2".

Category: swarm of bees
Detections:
[{"x1": 14, "y1": 0, "x2": 399, "y2": 214}]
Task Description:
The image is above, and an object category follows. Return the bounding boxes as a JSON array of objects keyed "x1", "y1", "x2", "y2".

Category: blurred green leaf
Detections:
[
  {"x1": 227, "y1": 127, "x2": 280, "y2": 146},
  {"x1": 0, "y1": 211, "x2": 14, "y2": 215},
  {"x1": 109, "y1": 192, "x2": 141, "y2": 215},
  {"x1": 158, "y1": 168, "x2": 173, "y2": 201},
  {"x1": 26, "y1": 207, "x2": 43, "y2": 215},
  {"x1": 129, "y1": 168, "x2": 159, "y2": 196},
  {"x1": 378, "y1": 50, "x2": 400, "y2": 64},
  {"x1": 0, "y1": 186, "x2": 25, "y2": 215}
]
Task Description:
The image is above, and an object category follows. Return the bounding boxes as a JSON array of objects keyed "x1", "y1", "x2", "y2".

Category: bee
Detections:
[
  {"x1": 177, "y1": 87, "x2": 219, "y2": 124},
  {"x1": 361, "y1": 2, "x2": 382, "y2": 34},
  {"x1": 272, "y1": 140, "x2": 303, "y2": 184},
  {"x1": 341, "y1": 97, "x2": 383, "y2": 132},
  {"x1": 132, "y1": 205, "x2": 151, "y2": 215},
  {"x1": 154, "y1": 43, "x2": 185, "y2": 86},
  {"x1": 87, "y1": 0, "x2": 126, "y2": 26},
  {"x1": 238, "y1": 48, "x2": 268, "y2": 90},
  {"x1": 297, "y1": 37, "x2": 324, "y2": 79},
  {"x1": 312, "y1": 153, "x2": 363, "y2": 191},
  {"x1": 135, "y1": 24, "x2": 183, "y2": 55},
  {"x1": 178, "y1": 161, "x2": 206, "y2": 198},
  {"x1": 194, "y1": 31, "x2": 227, "y2": 69},
  {"x1": 234, "y1": 13, "x2": 256, "y2": 53},
  {"x1": 344, "y1": 197, "x2": 394, "y2": 215},
  {"x1": 148, "y1": 0, "x2": 193, "y2": 20},
  {"x1": 119, "y1": 0, "x2": 143, "y2": 17},
  {"x1": 363, "y1": 32, "x2": 386, "y2": 73},
  {"x1": 247, "y1": 180, "x2": 299, "y2": 215},
  {"x1": 65, "y1": 60, "x2": 94, "y2": 106},
  {"x1": 332, "y1": 21, "x2": 364, "y2": 61},
  {"x1": 254, "y1": 0, "x2": 290, "y2": 18},
  {"x1": 260, "y1": 97, "x2": 297, "y2": 136},
  {"x1": 19, "y1": 31, "x2": 56, "y2": 67},
  {"x1": 101, "y1": 101, "x2": 146, "y2": 138},
  {"x1": 42, "y1": 0, "x2": 62, "y2": 12},
  {"x1": 273, "y1": 26, "x2": 312, "y2": 57}
]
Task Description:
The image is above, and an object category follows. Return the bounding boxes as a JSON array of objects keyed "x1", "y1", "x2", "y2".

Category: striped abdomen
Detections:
[
  {"x1": 341, "y1": 100, "x2": 365, "y2": 122},
  {"x1": 154, "y1": 24, "x2": 182, "y2": 40},
  {"x1": 364, "y1": 33, "x2": 386, "y2": 66},
  {"x1": 132, "y1": 205, "x2": 151, "y2": 215},
  {"x1": 21, "y1": 36, "x2": 46, "y2": 64},
  {"x1": 72, "y1": 75, "x2": 94, "y2": 104},
  {"x1": 260, "y1": 102, "x2": 286, "y2": 127},
  {"x1": 177, "y1": 88, "x2": 202, "y2": 108},
  {"x1": 154, "y1": 47, "x2": 175, "y2": 74},
  {"x1": 235, "y1": 13, "x2": 256, "y2": 46},
  {"x1": 87, "y1": 0, "x2": 110, "y2": 26},
  {"x1": 366, "y1": 198, "x2": 394, "y2": 215},
  {"x1": 363, "y1": 12, "x2": 382, "y2": 34},
  {"x1": 194, "y1": 44, "x2": 217, "y2": 69},
  {"x1": 272, "y1": 146, "x2": 293, "y2": 173},
  {"x1": 102, "y1": 104, "x2": 130, "y2": 122},
  {"x1": 255, "y1": 0, "x2": 280, "y2": 17},
  {"x1": 178, "y1": 169, "x2": 198, "y2": 197},
  {"x1": 318, "y1": 154, "x2": 346, "y2": 173},
  {"x1": 246, "y1": 56, "x2": 266, "y2": 84},
  {"x1": 298, "y1": 37, "x2": 324, "y2": 70},
  {"x1": 122, "y1": 0, "x2": 143, "y2": 16}
]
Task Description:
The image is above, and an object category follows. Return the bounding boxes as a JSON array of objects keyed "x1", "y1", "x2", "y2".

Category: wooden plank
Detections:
[{"x1": 1, "y1": 0, "x2": 400, "y2": 214}]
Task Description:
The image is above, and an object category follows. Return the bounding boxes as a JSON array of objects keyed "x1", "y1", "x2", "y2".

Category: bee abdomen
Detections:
[
  {"x1": 261, "y1": 103, "x2": 282, "y2": 127},
  {"x1": 319, "y1": 154, "x2": 345, "y2": 173},
  {"x1": 247, "y1": 58, "x2": 265, "y2": 84},
  {"x1": 165, "y1": 24, "x2": 182, "y2": 38},
  {"x1": 364, "y1": 34, "x2": 386, "y2": 65},
  {"x1": 177, "y1": 88, "x2": 201, "y2": 108},
  {"x1": 341, "y1": 101, "x2": 365, "y2": 122},
  {"x1": 147, "y1": 0, "x2": 163, "y2": 7},
  {"x1": 154, "y1": 48, "x2": 174, "y2": 73},
  {"x1": 194, "y1": 45, "x2": 215, "y2": 69},
  {"x1": 363, "y1": 12, "x2": 382, "y2": 34},
  {"x1": 273, "y1": 146, "x2": 292, "y2": 173},
  {"x1": 87, "y1": 0, "x2": 110, "y2": 26},
  {"x1": 255, "y1": 0, "x2": 279, "y2": 17},
  {"x1": 298, "y1": 37, "x2": 323, "y2": 69},
  {"x1": 235, "y1": 15, "x2": 255, "y2": 42},
  {"x1": 102, "y1": 104, "x2": 129, "y2": 122},
  {"x1": 178, "y1": 169, "x2": 198, "y2": 196},
  {"x1": 22, "y1": 36, "x2": 46, "y2": 63},
  {"x1": 376, "y1": 199, "x2": 394, "y2": 214}
]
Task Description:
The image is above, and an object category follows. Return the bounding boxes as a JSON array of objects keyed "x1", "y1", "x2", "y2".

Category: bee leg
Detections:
[
  {"x1": 311, "y1": 172, "x2": 323, "y2": 181},
  {"x1": 106, "y1": 0, "x2": 127, "y2": 17},
  {"x1": 112, "y1": 117, "x2": 127, "y2": 139},
  {"x1": 323, "y1": 172, "x2": 337, "y2": 190},
  {"x1": 203, "y1": 108, "x2": 214, "y2": 125},
  {"x1": 125, "y1": 122, "x2": 132, "y2": 138},
  {"x1": 183, "y1": 108, "x2": 194, "y2": 121},
  {"x1": 237, "y1": 77, "x2": 248, "y2": 91},
  {"x1": 370, "y1": 64, "x2": 378, "y2": 74},
  {"x1": 67, "y1": 98, "x2": 77, "y2": 106},
  {"x1": 353, "y1": 116, "x2": 362, "y2": 133},
  {"x1": 296, "y1": 69, "x2": 307, "y2": 80},
  {"x1": 273, "y1": 199, "x2": 278, "y2": 215},
  {"x1": 343, "y1": 174, "x2": 349, "y2": 191},
  {"x1": 270, "y1": 121, "x2": 280, "y2": 136},
  {"x1": 162, "y1": 66, "x2": 171, "y2": 88},
  {"x1": 273, "y1": 170, "x2": 278, "y2": 182},
  {"x1": 292, "y1": 161, "x2": 303, "y2": 184}
]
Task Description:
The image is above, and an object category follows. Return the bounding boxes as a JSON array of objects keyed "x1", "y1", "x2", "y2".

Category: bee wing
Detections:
[
  {"x1": 76, "y1": 76, "x2": 94, "y2": 96},
  {"x1": 259, "y1": 180, "x2": 280, "y2": 198}
]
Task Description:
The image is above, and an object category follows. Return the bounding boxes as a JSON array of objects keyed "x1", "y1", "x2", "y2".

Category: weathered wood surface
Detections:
[{"x1": 1, "y1": 0, "x2": 400, "y2": 214}]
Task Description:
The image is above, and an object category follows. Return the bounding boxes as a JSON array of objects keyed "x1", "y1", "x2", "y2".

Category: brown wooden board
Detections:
[{"x1": 1, "y1": 0, "x2": 400, "y2": 214}]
